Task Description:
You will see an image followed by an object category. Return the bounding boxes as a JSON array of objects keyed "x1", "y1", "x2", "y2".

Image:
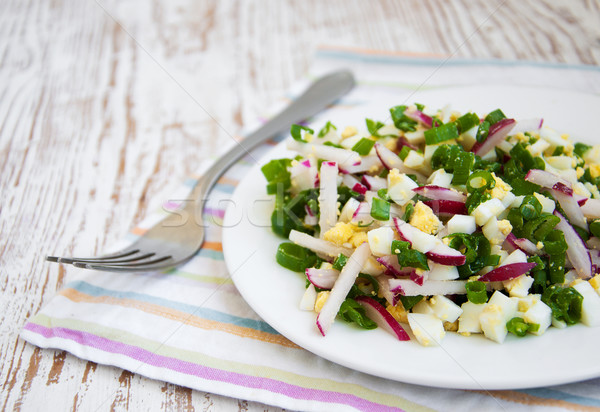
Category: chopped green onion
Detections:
[
  {"x1": 377, "y1": 188, "x2": 390, "y2": 202},
  {"x1": 290, "y1": 124, "x2": 314, "y2": 143},
  {"x1": 358, "y1": 273, "x2": 379, "y2": 295},
  {"x1": 475, "y1": 120, "x2": 490, "y2": 143},
  {"x1": 371, "y1": 197, "x2": 391, "y2": 221},
  {"x1": 398, "y1": 145, "x2": 411, "y2": 160},
  {"x1": 338, "y1": 298, "x2": 377, "y2": 329},
  {"x1": 323, "y1": 141, "x2": 343, "y2": 148},
  {"x1": 389, "y1": 105, "x2": 418, "y2": 132},
  {"x1": 403, "y1": 203, "x2": 414, "y2": 221},
  {"x1": 506, "y1": 317, "x2": 529, "y2": 337},
  {"x1": 484, "y1": 109, "x2": 506, "y2": 125},
  {"x1": 552, "y1": 146, "x2": 565, "y2": 156},
  {"x1": 424, "y1": 122, "x2": 459, "y2": 145},
  {"x1": 466, "y1": 170, "x2": 495, "y2": 193},
  {"x1": 262, "y1": 158, "x2": 292, "y2": 195},
  {"x1": 465, "y1": 281, "x2": 487, "y2": 304},
  {"x1": 542, "y1": 285, "x2": 583, "y2": 325},
  {"x1": 276, "y1": 242, "x2": 317, "y2": 272},
  {"x1": 590, "y1": 220, "x2": 600, "y2": 238},
  {"x1": 574, "y1": 142, "x2": 592, "y2": 157},
  {"x1": 391, "y1": 240, "x2": 429, "y2": 271},
  {"x1": 510, "y1": 143, "x2": 536, "y2": 171},
  {"x1": 332, "y1": 254, "x2": 348, "y2": 271},
  {"x1": 318, "y1": 121, "x2": 336, "y2": 137},
  {"x1": 520, "y1": 195, "x2": 543, "y2": 220},
  {"x1": 548, "y1": 253, "x2": 566, "y2": 284},
  {"x1": 544, "y1": 231, "x2": 567, "y2": 255},
  {"x1": 351, "y1": 138, "x2": 376, "y2": 155},
  {"x1": 455, "y1": 112, "x2": 480, "y2": 133},
  {"x1": 523, "y1": 214, "x2": 561, "y2": 242},
  {"x1": 366, "y1": 118, "x2": 386, "y2": 137},
  {"x1": 452, "y1": 152, "x2": 476, "y2": 185},
  {"x1": 398, "y1": 295, "x2": 423, "y2": 311}
]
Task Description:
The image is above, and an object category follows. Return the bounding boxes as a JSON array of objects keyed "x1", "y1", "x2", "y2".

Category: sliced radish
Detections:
[
  {"x1": 355, "y1": 296, "x2": 410, "y2": 341},
  {"x1": 581, "y1": 198, "x2": 600, "y2": 219},
  {"x1": 319, "y1": 161, "x2": 339, "y2": 237},
  {"x1": 289, "y1": 230, "x2": 353, "y2": 258},
  {"x1": 339, "y1": 198, "x2": 360, "y2": 223},
  {"x1": 287, "y1": 139, "x2": 360, "y2": 169},
  {"x1": 551, "y1": 189, "x2": 588, "y2": 230},
  {"x1": 554, "y1": 211, "x2": 592, "y2": 279},
  {"x1": 426, "y1": 242, "x2": 467, "y2": 266},
  {"x1": 478, "y1": 262, "x2": 537, "y2": 282},
  {"x1": 377, "y1": 275, "x2": 400, "y2": 306},
  {"x1": 505, "y1": 233, "x2": 544, "y2": 256},
  {"x1": 511, "y1": 118, "x2": 544, "y2": 135},
  {"x1": 316, "y1": 243, "x2": 371, "y2": 336},
  {"x1": 405, "y1": 107, "x2": 434, "y2": 128},
  {"x1": 471, "y1": 118, "x2": 516, "y2": 157},
  {"x1": 306, "y1": 268, "x2": 339, "y2": 289},
  {"x1": 376, "y1": 255, "x2": 414, "y2": 278},
  {"x1": 389, "y1": 279, "x2": 469, "y2": 296},
  {"x1": 290, "y1": 158, "x2": 318, "y2": 192},
  {"x1": 413, "y1": 185, "x2": 467, "y2": 202},
  {"x1": 525, "y1": 169, "x2": 572, "y2": 190},
  {"x1": 339, "y1": 155, "x2": 382, "y2": 174},
  {"x1": 410, "y1": 270, "x2": 425, "y2": 286},
  {"x1": 374, "y1": 143, "x2": 424, "y2": 178},
  {"x1": 361, "y1": 175, "x2": 387, "y2": 191},
  {"x1": 423, "y1": 199, "x2": 467, "y2": 216}
]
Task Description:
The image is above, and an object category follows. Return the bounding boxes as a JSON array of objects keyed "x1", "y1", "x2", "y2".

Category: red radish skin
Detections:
[
  {"x1": 424, "y1": 200, "x2": 467, "y2": 216},
  {"x1": 355, "y1": 296, "x2": 410, "y2": 341},
  {"x1": 478, "y1": 262, "x2": 537, "y2": 282},
  {"x1": 426, "y1": 243, "x2": 467, "y2": 266},
  {"x1": 471, "y1": 118, "x2": 516, "y2": 157},
  {"x1": 525, "y1": 169, "x2": 572, "y2": 190},
  {"x1": 506, "y1": 233, "x2": 544, "y2": 256},
  {"x1": 305, "y1": 268, "x2": 339, "y2": 289},
  {"x1": 413, "y1": 185, "x2": 467, "y2": 202}
]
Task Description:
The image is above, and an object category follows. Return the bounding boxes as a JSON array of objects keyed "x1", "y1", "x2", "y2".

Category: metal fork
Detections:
[{"x1": 46, "y1": 70, "x2": 356, "y2": 272}]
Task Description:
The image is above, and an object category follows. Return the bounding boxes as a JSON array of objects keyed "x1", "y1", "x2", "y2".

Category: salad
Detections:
[{"x1": 261, "y1": 103, "x2": 600, "y2": 346}]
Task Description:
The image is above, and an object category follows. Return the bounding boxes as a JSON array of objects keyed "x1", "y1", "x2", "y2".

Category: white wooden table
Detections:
[{"x1": 2, "y1": 0, "x2": 599, "y2": 410}]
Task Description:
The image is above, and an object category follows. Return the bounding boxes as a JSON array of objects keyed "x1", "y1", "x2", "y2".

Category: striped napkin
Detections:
[{"x1": 22, "y1": 47, "x2": 600, "y2": 411}]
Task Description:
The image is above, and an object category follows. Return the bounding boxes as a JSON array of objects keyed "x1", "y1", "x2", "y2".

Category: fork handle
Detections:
[{"x1": 185, "y1": 70, "x2": 356, "y2": 218}]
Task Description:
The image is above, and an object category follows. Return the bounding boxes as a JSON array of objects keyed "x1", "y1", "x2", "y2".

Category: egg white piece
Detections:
[
  {"x1": 523, "y1": 300, "x2": 552, "y2": 335},
  {"x1": 429, "y1": 295, "x2": 463, "y2": 323},
  {"x1": 447, "y1": 215, "x2": 476, "y2": 235},
  {"x1": 407, "y1": 313, "x2": 445, "y2": 347},
  {"x1": 458, "y1": 301, "x2": 486, "y2": 334},
  {"x1": 367, "y1": 226, "x2": 395, "y2": 257}
]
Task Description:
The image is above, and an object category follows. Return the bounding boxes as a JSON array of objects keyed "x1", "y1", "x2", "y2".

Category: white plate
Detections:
[{"x1": 222, "y1": 85, "x2": 600, "y2": 390}]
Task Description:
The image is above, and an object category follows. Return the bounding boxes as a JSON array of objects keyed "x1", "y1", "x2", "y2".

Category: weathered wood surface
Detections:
[{"x1": 1, "y1": 0, "x2": 599, "y2": 410}]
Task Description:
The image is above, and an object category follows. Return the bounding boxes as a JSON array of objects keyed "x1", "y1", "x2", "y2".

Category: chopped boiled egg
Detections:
[
  {"x1": 404, "y1": 150, "x2": 425, "y2": 169},
  {"x1": 427, "y1": 262, "x2": 459, "y2": 281},
  {"x1": 367, "y1": 226, "x2": 395, "y2": 257},
  {"x1": 499, "y1": 249, "x2": 528, "y2": 266},
  {"x1": 314, "y1": 291, "x2": 329, "y2": 313},
  {"x1": 322, "y1": 222, "x2": 357, "y2": 246},
  {"x1": 411, "y1": 298, "x2": 434, "y2": 315},
  {"x1": 386, "y1": 303, "x2": 408, "y2": 323},
  {"x1": 503, "y1": 275, "x2": 534, "y2": 298},
  {"x1": 472, "y1": 198, "x2": 506, "y2": 226},
  {"x1": 341, "y1": 126, "x2": 358, "y2": 139},
  {"x1": 523, "y1": 300, "x2": 552, "y2": 335},
  {"x1": 589, "y1": 274, "x2": 600, "y2": 295},
  {"x1": 429, "y1": 295, "x2": 463, "y2": 323},
  {"x1": 300, "y1": 285, "x2": 317, "y2": 310},
  {"x1": 533, "y1": 192, "x2": 555, "y2": 214},
  {"x1": 427, "y1": 169, "x2": 453, "y2": 188},
  {"x1": 458, "y1": 301, "x2": 486, "y2": 335},
  {"x1": 479, "y1": 291, "x2": 518, "y2": 343},
  {"x1": 409, "y1": 201, "x2": 442, "y2": 235},
  {"x1": 447, "y1": 215, "x2": 476, "y2": 235},
  {"x1": 387, "y1": 168, "x2": 418, "y2": 206},
  {"x1": 482, "y1": 217, "x2": 512, "y2": 245},
  {"x1": 407, "y1": 313, "x2": 445, "y2": 347}
]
